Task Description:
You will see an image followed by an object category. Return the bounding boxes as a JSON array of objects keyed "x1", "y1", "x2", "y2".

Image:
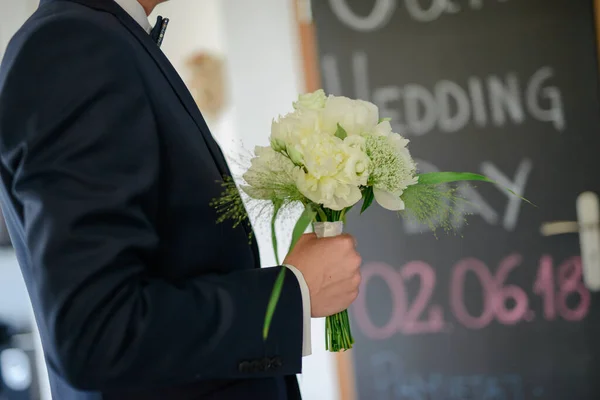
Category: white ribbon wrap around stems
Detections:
[{"x1": 313, "y1": 221, "x2": 344, "y2": 238}]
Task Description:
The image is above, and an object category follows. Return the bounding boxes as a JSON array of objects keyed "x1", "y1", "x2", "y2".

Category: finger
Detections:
[
  {"x1": 337, "y1": 233, "x2": 357, "y2": 245},
  {"x1": 339, "y1": 234, "x2": 357, "y2": 250}
]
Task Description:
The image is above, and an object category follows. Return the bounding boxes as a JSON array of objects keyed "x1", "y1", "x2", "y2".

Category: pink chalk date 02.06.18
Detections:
[{"x1": 353, "y1": 255, "x2": 590, "y2": 339}]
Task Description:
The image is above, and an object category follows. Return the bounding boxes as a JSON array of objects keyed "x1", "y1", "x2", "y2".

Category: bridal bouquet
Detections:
[{"x1": 212, "y1": 89, "x2": 527, "y2": 352}]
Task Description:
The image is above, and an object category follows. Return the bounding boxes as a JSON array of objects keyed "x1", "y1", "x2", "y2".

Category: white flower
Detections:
[
  {"x1": 321, "y1": 96, "x2": 379, "y2": 136},
  {"x1": 263, "y1": 91, "x2": 421, "y2": 212},
  {"x1": 270, "y1": 110, "x2": 321, "y2": 154},
  {"x1": 293, "y1": 89, "x2": 327, "y2": 111},
  {"x1": 342, "y1": 149, "x2": 369, "y2": 186},
  {"x1": 282, "y1": 131, "x2": 367, "y2": 210},
  {"x1": 242, "y1": 146, "x2": 297, "y2": 199},
  {"x1": 365, "y1": 135, "x2": 418, "y2": 211},
  {"x1": 244, "y1": 146, "x2": 294, "y2": 181},
  {"x1": 343, "y1": 135, "x2": 366, "y2": 152},
  {"x1": 301, "y1": 134, "x2": 345, "y2": 179},
  {"x1": 374, "y1": 188, "x2": 406, "y2": 211},
  {"x1": 270, "y1": 118, "x2": 289, "y2": 152},
  {"x1": 373, "y1": 120, "x2": 393, "y2": 137},
  {"x1": 388, "y1": 132, "x2": 410, "y2": 153},
  {"x1": 341, "y1": 136, "x2": 369, "y2": 185},
  {"x1": 295, "y1": 170, "x2": 362, "y2": 211},
  {"x1": 286, "y1": 143, "x2": 304, "y2": 165}
]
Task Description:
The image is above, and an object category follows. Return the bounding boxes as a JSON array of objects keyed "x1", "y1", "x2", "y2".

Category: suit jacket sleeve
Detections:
[{"x1": 0, "y1": 18, "x2": 303, "y2": 391}]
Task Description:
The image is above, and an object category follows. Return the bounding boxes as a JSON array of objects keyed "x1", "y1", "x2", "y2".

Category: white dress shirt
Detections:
[
  {"x1": 112, "y1": 0, "x2": 312, "y2": 357},
  {"x1": 113, "y1": 0, "x2": 152, "y2": 33}
]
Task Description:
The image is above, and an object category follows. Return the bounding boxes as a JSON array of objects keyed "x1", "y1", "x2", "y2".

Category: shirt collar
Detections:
[{"x1": 112, "y1": 0, "x2": 152, "y2": 34}]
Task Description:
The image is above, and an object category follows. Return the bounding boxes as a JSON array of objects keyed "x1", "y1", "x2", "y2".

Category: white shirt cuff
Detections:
[{"x1": 284, "y1": 264, "x2": 312, "y2": 357}]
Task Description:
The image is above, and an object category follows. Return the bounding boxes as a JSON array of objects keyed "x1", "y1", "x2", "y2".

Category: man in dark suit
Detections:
[{"x1": 0, "y1": 0, "x2": 362, "y2": 399}]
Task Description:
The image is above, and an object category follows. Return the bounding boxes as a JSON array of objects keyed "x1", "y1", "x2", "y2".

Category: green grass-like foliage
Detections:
[
  {"x1": 210, "y1": 176, "x2": 251, "y2": 231},
  {"x1": 400, "y1": 183, "x2": 467, "y2": 234}
]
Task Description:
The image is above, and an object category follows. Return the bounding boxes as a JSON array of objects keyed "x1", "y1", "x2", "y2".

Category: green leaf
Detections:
[
  {"x1": 417, "y1": 172, "x2": 494, "y2": 185},
  {"x1": 289, "y1": 203, "x2": 317, "y2": 253},
  {"x1": 263, "y1": 204, "x2": 317, "y2": 341},
  {"x1": 361, "y1": 187, "x2": 374, "y2": 214},
  {"x1": 271, "y1": 201, "x2": 283, "y2": 265},
  {"x1": 416, "y1": 172, "x2": 535, "y2": 206},
  {"x1": 335, "y1": 123, "x2": 348, "y2": 140},
  {"x1": 263, "y1": 268, "x2": 286, "y2": 341}
]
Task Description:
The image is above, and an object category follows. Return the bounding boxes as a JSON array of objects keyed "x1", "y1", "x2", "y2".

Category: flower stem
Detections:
[
  {"x1": 325, "y1": 309, "x2": 354, "y2": 352},
  {"x1": 316, "y1": 206, "x2": 328, "y2": 222},
  {"x1": 316, "y1": 212, "x2": 355, "y2": 352}
]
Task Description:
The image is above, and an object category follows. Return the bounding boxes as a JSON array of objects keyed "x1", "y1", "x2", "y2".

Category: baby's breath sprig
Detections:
[{"x1": 210, "y1": 176, "x2": 251, "y2": 228}]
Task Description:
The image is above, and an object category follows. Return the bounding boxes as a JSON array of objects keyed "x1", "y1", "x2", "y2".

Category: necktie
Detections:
[{"x1": 150, "y1": 16, "x2": 169, "y2": 47}]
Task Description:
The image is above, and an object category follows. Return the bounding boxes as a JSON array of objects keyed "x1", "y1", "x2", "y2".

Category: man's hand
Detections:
[{"x1": 284, "y1": 233, "x2": 362, "y2": 318}]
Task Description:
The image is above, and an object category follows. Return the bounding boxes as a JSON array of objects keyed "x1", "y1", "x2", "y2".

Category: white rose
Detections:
[
  {"x1": 321, "y1": 96, "x2": 379, "y2": 136},
  {"x1": 341, "y1": 149, "x2": 369, "y2": 186},
  {"x1": 295, "y1": 170, "x2": 363, "y2": 211},
  {"x1": 293, "y1": 89, "x2": 327, "y2": 111},
  {"x1": 343, "y1": 135, "x2": 366, "y2": 152}
]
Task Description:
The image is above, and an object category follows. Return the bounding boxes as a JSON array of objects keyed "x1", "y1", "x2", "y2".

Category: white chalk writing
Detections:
[
  {"x1": 323, "y1": 52, "x2": 566, "y2": 136},
  {"x1": 329, "y1": 0, "x2": 511, "y2": 29}
]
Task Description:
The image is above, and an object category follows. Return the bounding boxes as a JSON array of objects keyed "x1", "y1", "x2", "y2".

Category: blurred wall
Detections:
[
  {"x1": 0, "y1": 0, "x2": 38, "y2": 331},
  {"x1": 148, "y1": 0, "x2": 237, "y2": 150},
  {"x1": 1, "y1": 1, "x2": 52, "y2": 398},
  {"x1": 0, "y1": 250, "x2": 30, "y2": 329},
  {"x1": 0, "y1": 0, "x2": 38, "y2": 55}
]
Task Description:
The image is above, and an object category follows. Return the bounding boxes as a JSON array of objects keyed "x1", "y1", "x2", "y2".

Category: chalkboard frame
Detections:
[{"x1": 292, "y1": 0, "x2": 600, "y2": 399}]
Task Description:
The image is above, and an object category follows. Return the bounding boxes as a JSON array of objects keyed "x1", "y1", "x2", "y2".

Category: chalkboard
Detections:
[{"x1": 310, "y1": 0, "x2": 600, "y2": 399}]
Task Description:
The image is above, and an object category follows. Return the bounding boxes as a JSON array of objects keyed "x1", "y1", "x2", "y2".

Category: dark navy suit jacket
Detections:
[{"x1": 0, "y1": 0, "x2": 303, "y2": 398}]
